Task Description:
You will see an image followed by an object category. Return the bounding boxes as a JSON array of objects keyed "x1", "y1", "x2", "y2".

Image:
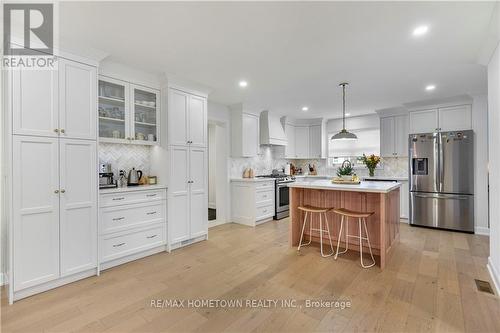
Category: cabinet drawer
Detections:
[
  {"x1": 256, "y1": 204, "x2": 274, "y2": 220},
  {"x1": 100, "y1": 190, "x2": 165, "y2": 207},
  {"x1": 255, "y1": 181, "x2": 274, "y2": 190},
  {"x1": 255, "y1": 190, "x2": 274, "y2": 204},
  {"x1": 101, "y1": 202, "x2": 165, "y2": 234},
  {"x1": 101, "y1": 225, "x2": 165, "y2": 262}
]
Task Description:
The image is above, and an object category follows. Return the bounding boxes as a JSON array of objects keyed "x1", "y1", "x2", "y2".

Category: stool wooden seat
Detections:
[
  {"x1": 332, "y1": 208, "x2": 376, "y2": 268},
  {"x1": 331, "y1": 208, "x2": 374, "y2": 219},
  {"x1": 297, "y1": 205, "x2": 334, "y2": 257},
  {"x1": 298, "y1": 205, "x2": 331, "y2": 213}
]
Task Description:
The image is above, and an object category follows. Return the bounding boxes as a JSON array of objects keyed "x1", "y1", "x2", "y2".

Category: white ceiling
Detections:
[{"x1": 60, "y1": 1, "x2": 494, "y2": 119}]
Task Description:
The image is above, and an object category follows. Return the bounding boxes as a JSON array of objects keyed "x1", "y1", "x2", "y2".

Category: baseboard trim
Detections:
[
  {"x1": 487, "y1": 257, "x2": 500, "y2": 295},
  {"x1": 475, "y1": 226, "x2": 490, "y2": 235},
  {"x1": 208, "y1": 219, "x2": 227, "y2": 228},
  {"x1": 100, "y1": 245, "x2": 167, "y2": 271}
]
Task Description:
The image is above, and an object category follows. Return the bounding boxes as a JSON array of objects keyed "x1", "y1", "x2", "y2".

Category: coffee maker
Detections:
[{"x1": 99, "y1": 163, "x2": 117, "y2": 189}]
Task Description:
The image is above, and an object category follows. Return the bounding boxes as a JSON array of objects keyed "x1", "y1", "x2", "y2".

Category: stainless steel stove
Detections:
[{"x1": 256, "y1": 172, "x2": 295, "y2": 219}]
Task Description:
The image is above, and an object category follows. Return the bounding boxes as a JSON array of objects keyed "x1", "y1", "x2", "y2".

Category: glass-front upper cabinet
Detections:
[
  {"x1": 98, "y1": 78, "x2": 128, "y2": 141},
  {"x1": 98, "y1": 76, "x2": 160, "y2": 145},
  {"x1": 131, "y1": 85, "x2": 159, "y2": 144}
]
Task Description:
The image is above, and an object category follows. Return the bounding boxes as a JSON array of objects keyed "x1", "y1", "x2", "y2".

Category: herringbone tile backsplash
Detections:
[{"x1": 99, "y1": 143, "x2": 151, "y2": 176}]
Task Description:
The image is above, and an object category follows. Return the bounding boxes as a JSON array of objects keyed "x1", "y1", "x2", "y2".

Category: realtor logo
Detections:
[{"x1": 3, "y1": 3, "x2": 53, "y2": 55}]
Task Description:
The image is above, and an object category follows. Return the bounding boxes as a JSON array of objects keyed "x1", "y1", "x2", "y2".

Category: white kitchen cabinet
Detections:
[
  {"x1": 230, "y1": 106, "x2": 260, "y2": 157},
  {"x1": 284, "y1": 123, "x2": 296, "y2": 158},
  {"x1": 438, "y1": 105, "x2": 472, "y2": 132},
  {"x1": 12, "y1": 67, "x2": 59, "y2": 137},
  {"x1": 231, "y1": 180, "x2": 275, "y2": 226},
  {"x1": 59, "y1": 139, "x2": 97, "y2": 276},
  {"x1": 99, "y1": 187, "x2": 167, "y2": 268},
  {"x1": 309, "y1": 125, "x2": 322, "y2": 158},
  {"x1": 295, "y1": 126, "x2": 309, "y2": 158},
  {"x1": 400, "y1": 180, "x2": 409, "y2": 219},
  {"x1": 12, "y1": 136, "x2": 60, "y2": 291},
  {"x1": 168, "y1": 88, "x2": 207, "y2": 147},
  {"x1": 409, "y1": 105, "x2": 471, "y2": 134},
  {"x1": 380, "y1": 117, "x2": 395, "y2": 157},
  {"x1": 380, "y1": 115, "x2": 408, "y2": 157},
  {"x1": 12, "y1": 58, "x2": 96, "y2": 140},
  {"x1": 409, "y1": 109, "x2": 439, "y2": 134},
  {"x1": 59, "y1": 59, "x2": 97, "y2": 140},
  {"x1": 99, "y1": 77, "x2": 160, "y2": 145},
  {"x1": 168, "y1": 146, "x2": 208, "y2": 248}
]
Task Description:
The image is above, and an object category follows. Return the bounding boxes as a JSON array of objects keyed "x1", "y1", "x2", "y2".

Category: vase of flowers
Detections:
[{"x1": 361, "y1": 154, "x2": 381, "y2": 177}]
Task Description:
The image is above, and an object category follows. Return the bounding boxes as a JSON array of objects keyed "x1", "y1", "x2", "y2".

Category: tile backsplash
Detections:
[
  {"x1": 99, "y1": 143, "x2": 151, "y2": 176},
  {"x1": 230, "y1": 146, "x2": 289, "y2": 177}
]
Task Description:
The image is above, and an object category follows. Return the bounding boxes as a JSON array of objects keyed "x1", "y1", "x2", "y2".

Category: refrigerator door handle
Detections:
[
  {"x1": 414, "y1": 193, "x2": 470, "y2": 200},
  {"x1": 433, "y1": 133, "x2": 440, "y2": 192},
  {"x1": 438, "y1": 133, "x2": 444, "y2": 192}
]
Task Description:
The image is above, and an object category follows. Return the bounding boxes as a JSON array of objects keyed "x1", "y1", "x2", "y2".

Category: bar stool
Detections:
[
  {"x1": 332, "y1": 208, "x2": 376, "y2": 268},
  {"x1": 297, "y1": 205, "x2": 335, "y2": 257}
]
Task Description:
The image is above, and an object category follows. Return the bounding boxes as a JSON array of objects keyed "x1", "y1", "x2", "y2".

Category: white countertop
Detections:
[
  {"x1": 289, "y1": 180, "x2": 402, "y2": 193},
  {"x1": 99, "y1": 184, "x2": 167, "y2": 194},
  {"x1": 295, "y1": 174, "x2": 408, "y2": 181},
  {"x1": 230, "y1": 178, "x2": 275, "y2": 182}
]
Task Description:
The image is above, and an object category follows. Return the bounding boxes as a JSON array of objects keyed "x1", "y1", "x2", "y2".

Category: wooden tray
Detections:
[{"x1": 331, "y1": 178, "x2": 361, "y2": 185}]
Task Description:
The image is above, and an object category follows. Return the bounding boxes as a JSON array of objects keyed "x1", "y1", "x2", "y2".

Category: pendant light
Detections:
[{"x1": 331, "y1": 82, "x2": 357, "y2": 140}]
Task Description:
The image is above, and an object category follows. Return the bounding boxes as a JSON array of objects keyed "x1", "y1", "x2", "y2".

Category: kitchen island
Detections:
[{"x1": 289, "y1": 180, "x2": 401, "y2": 269}]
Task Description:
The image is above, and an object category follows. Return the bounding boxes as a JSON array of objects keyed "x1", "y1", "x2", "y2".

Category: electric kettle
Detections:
[{"x1": 127, "y1": 168, "x2": 143, "y2": 186}]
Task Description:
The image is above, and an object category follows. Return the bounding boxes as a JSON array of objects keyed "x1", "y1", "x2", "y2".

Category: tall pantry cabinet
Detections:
[
  {"x1": 167, "y1": 87, "x2": 208, "y2": 250},
  {"x1": 6, "y1": 57, "x2": 98, "y2": 302}
]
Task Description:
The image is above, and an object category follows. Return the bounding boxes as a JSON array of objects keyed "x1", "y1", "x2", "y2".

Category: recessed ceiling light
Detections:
[
  {"x1": 413, "y1": 25, "x2": 429, "y2": 37},
  {"x1": 425, "y1": 84, "x2": 436, "y2": 91},
  {"x1": 345, "y1": 113, "x2": 351, "y2": 117},
  {"x1": 302, "y1": 106, "x2": 309, "y2": 111},
  {"x1": 239, "y1": 80, "x2": 248, "y2": 88}
]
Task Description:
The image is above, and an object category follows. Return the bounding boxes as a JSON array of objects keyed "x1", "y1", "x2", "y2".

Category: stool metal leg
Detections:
[
  {"x1": 297, "y1": 212, "x2": 310, "y2": 251},
  {"x1": 321, "y1": 212, "x2": 334, "y2": 257},
  {"x1": 335, "y1": 215, "x2": 348, "y2": 259},
  {"x1": 361, "y1": 217, "x2": 375, "y2": 268}
]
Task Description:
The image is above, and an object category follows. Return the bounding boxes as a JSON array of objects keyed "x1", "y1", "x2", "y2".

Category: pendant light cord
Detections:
[{"x1": 342, "y1": 83, "x2": 346, "y2": 130}]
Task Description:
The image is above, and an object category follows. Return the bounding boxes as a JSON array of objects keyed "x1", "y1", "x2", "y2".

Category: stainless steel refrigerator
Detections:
[{"x1": 409, "y1": 130, "x2": 474, "y2": 233}]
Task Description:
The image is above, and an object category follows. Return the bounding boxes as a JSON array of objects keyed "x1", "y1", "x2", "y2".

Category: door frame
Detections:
[{"x1": 207, "y1": 119, "x2": 229, "y2": 228}]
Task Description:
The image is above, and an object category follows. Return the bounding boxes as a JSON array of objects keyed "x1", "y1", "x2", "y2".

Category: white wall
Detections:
[
  {"x1": 487, "y1": 42, "x2": 500, "y2": 293},
  {"x1": 472, "y1": 94, "x2": 490, "y2": 235}
]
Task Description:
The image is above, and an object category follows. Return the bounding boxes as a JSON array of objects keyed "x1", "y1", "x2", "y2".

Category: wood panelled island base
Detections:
[{"x1": 289, "y1": 180, "x2": 401, "y2": 269}]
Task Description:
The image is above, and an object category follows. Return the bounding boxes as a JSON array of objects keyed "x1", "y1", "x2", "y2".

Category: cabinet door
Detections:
[
  {"x1": 295, "y1": 126, "x2": 309, "y2": 158},
  {"x1": 241, "y1": 113, "x2": 259, "y2": 157},
  {"x1": 409, "y1": 109, "x2": 438, "y2": 134},
  {"x1": 188, "y1": 95, "x2": 207, "y2": 147},
  {"x1": 168, "y1": 89, "x2": 189, "y2": 145},
  {"x1": 189, "y1": 147, "x2": 208, "y2": 238},
  {"x1": 380, "y1": 117, "x2": 395, "y2": 157},
  {"x1": 394, "y1": 115, "x2": 409, "y2": 157},
  {"x1": 284, "y1": 124, "x2": 295, "y2": 158},
  {"x1": 13, "y1": 136, "x2": 59, "y2": 291},
  {"x1": 400, "y1": 181, "x2": 409, "y2": 219},
  {"x1": 438, "y1": 105, "x2": 472, "y2": 132},
  {"x1": 59, "y1": 59, "x2": 97, "y2": 140},
  {"x1": 131, "y1": 84, "x2": 160, "y2": 144},
  {"x1": 59, "y1": 139, "x2": 97, "y2": 276},
  {"x1": 12, "y1": 66, "x2": 59, "y2": 137},
  {"x1": 98, "y1": 77, "x2": 129, "y2": 142},
  {"x1": 309, "y1": 125, "x2": 322, "y2": 158},
  {"x1": 168, "y1": 146, "x2": 190, "y2": 243}
]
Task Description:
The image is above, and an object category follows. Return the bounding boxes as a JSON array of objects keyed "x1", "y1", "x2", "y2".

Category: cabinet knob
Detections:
[
  {"x1": 54, "y1": 189, "x2": 59, "y2": 194},
  {"x1": 54, "y1": 129, "x2": 59, "y2": 133},
  {"x1": 61, "y1": 189, "x2": 66, "y2": 193},
  {"x1": 60, "y1": 129, "x2": 65, "y2": 134}
]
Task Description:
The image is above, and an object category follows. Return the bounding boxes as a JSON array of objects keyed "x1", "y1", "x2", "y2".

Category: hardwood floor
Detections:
[{"x1": 2, "y1": 219, "x2": 499, "y2": 333}]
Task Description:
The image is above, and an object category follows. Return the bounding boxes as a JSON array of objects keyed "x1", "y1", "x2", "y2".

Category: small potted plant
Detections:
[
  {"x1": 337, "y1": 160, "x2": 354, "y2": 181},
  {"x1": 361, "y1": 154, "x2": 381, "y2": 177}
]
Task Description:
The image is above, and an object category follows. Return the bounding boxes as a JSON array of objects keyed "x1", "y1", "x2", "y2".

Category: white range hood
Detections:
[{"x1": 259, "y1": 110, "x2": 287, "y2": 146}]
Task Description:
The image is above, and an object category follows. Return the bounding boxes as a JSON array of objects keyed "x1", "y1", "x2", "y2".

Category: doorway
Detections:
[{"x1": 207, "y1": 120, "x2": 228, "y2": 227}]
